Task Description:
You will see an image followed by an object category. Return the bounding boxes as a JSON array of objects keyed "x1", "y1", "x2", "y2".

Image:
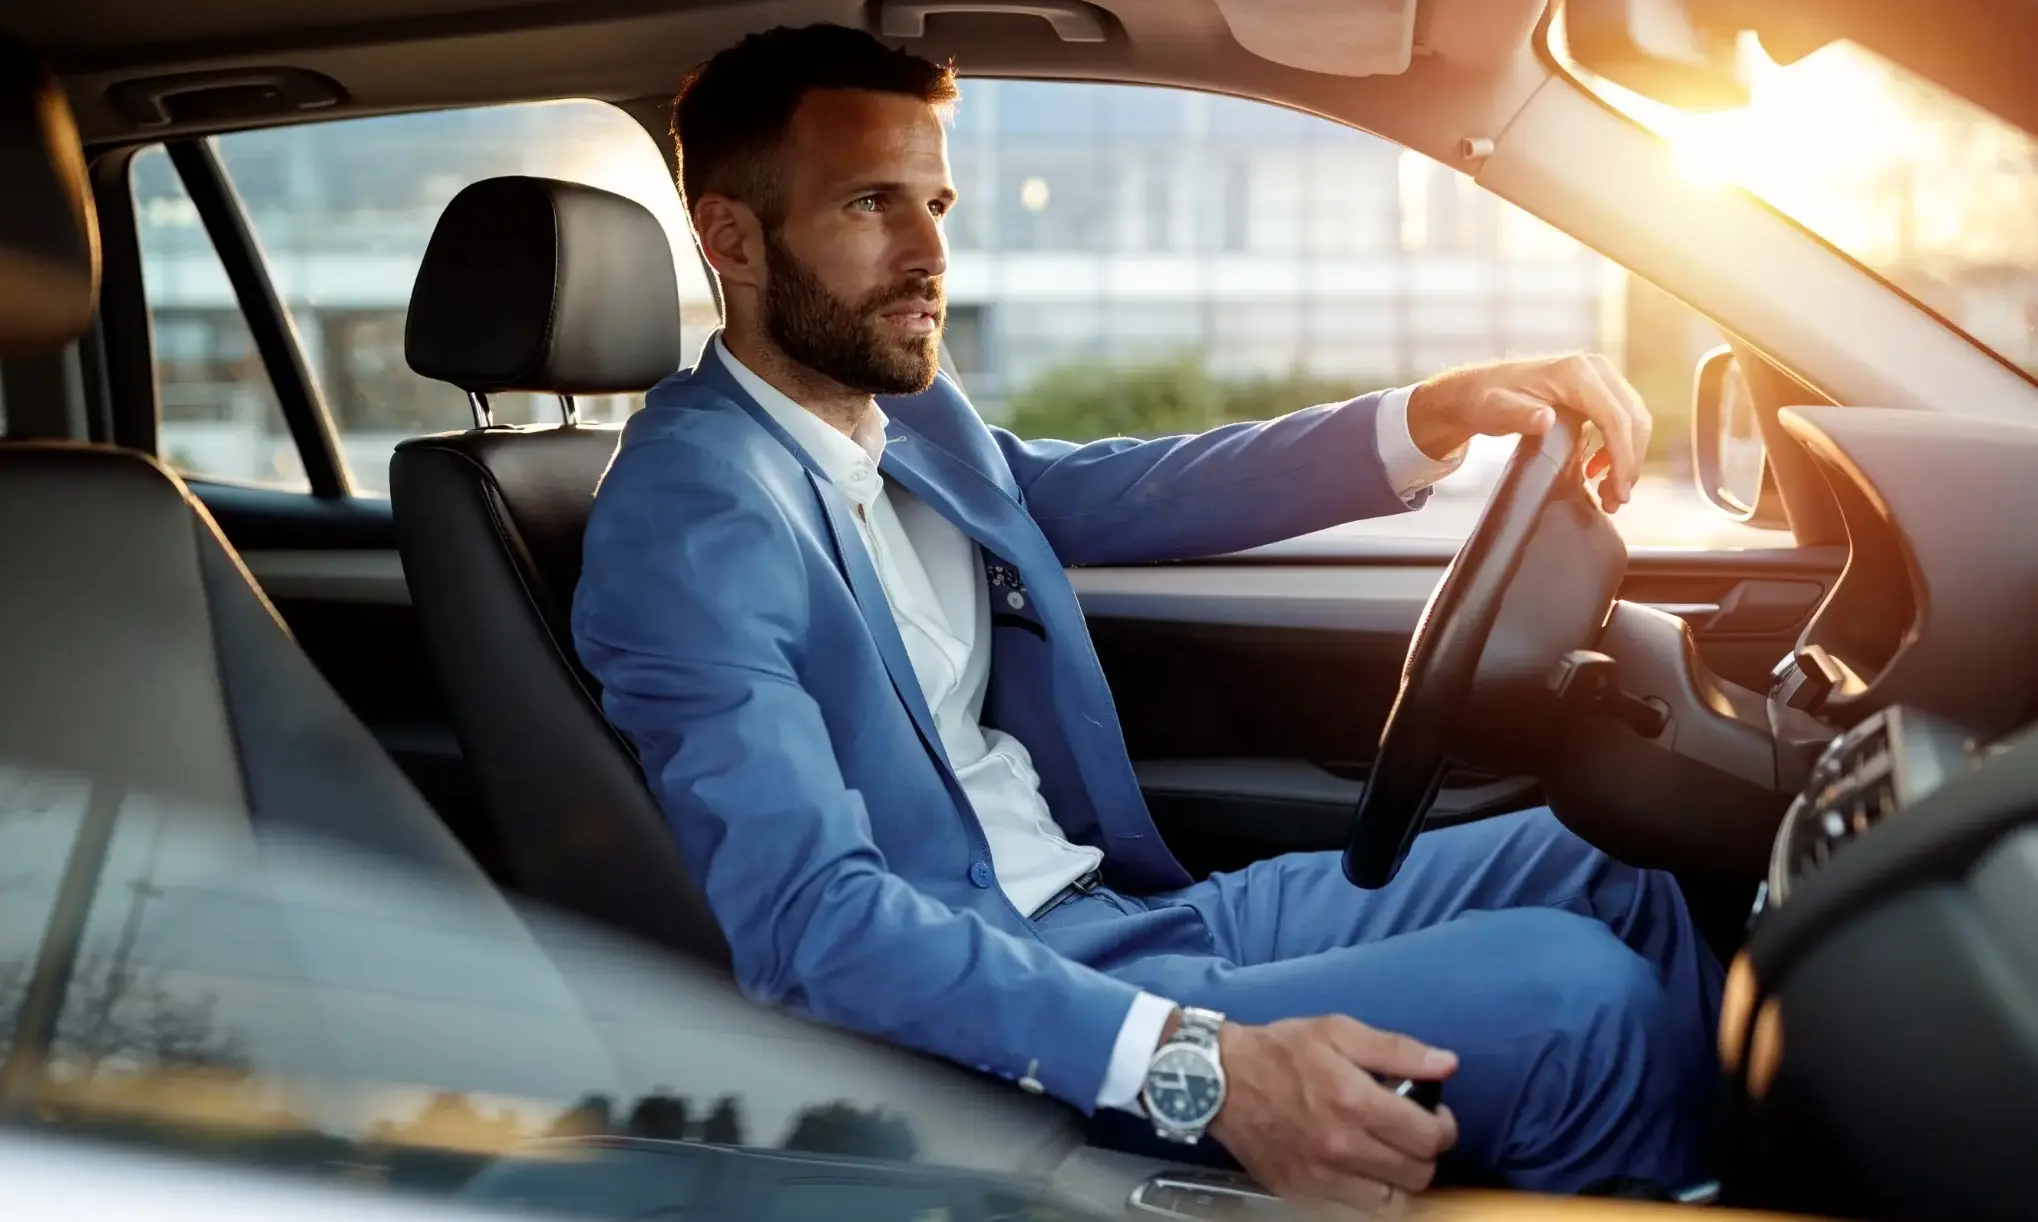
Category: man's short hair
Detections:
[{"x1": 672, "y1": 24, "x2": 958, "y2": 226}]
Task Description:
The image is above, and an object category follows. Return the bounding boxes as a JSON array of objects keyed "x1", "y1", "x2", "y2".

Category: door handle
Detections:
[
  {"x1": 1644, "y1": 601, "x2": 1721, "y2": 629},
  {"x1": 1638, "y1": 580, "x2": 1824, "y2": 635}
]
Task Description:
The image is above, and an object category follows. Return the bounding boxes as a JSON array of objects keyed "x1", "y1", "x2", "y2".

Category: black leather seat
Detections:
[
  {"x1": 391, "y1": 176, "x2": 730, "y2": 967},
  {"x1": 0, "y1": 35, "x2": 483, "y2": 885}
]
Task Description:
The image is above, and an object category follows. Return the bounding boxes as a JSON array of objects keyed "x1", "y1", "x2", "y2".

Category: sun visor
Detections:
[{"x1": 1211, "y1": 0, "x2": 1419, "y2": 76}]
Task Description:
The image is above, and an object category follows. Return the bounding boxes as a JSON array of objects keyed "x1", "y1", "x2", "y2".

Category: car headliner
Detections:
[{"x1": 18, "y1": 0, "x2": 1553, "y2": 166}]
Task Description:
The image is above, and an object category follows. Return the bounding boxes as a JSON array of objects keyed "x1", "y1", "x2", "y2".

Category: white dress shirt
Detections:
[{"x1": 716, "y1": 336, "x2": 1461, "y2": 1112}]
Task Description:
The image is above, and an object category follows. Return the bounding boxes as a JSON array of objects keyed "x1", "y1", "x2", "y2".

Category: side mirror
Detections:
[
  {"x1": 1561, "y1": 0, "x2": 1751, "y2": 111},
  {"x1": 1692, "y1": 345, "x2": 1789, "y2": 529}
]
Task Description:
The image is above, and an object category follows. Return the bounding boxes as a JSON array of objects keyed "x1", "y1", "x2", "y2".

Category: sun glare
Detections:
[{"x1": 1616, "y1": 40, "x2": 1924, "y2": 256}]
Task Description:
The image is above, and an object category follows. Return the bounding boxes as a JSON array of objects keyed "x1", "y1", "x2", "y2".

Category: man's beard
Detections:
[{"x1": 762, "y1": 229, "x2": 943, "y2": 396}]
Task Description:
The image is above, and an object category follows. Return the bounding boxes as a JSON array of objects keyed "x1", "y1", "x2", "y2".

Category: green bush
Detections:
[
  {"x1": 1004, "y1": 356, "x2": 1398, "y2": 443},
  {"x1": 1004, "y1": 354, "x2": 1690, "y2": 471}
]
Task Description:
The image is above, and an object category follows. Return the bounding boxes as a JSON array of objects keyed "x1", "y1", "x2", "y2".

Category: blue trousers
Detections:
[{"x1": 1036, "y1": 808, "x2": 1724, "y2": 1193}]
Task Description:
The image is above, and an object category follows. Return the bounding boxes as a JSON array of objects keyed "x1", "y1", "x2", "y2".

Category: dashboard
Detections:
[
  {"x1": 1716, "y1": 407, "x2": 2038, "y2": 1217},
  {"x1": 1777, "y1": 406, "x2": 2038, "y2": 735},
  {"x1": 1746, "y1": 405, "x2": 2038, "y2": 913}
]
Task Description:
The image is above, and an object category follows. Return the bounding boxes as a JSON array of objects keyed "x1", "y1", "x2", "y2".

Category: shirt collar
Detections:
[{"x1": 713, "y1": 334, "x2": 889, "y2": 497}]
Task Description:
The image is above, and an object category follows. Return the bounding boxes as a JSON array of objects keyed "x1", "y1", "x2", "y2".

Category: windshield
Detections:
[{"x1": 1569, "y1": 36, "x2": 2038, "y2": 379}]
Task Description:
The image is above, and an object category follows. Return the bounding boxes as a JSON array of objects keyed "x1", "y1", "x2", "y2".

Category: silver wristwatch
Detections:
[{"x1": 1140, "y1": 1006, "x2": 1227, "y2": 1144}]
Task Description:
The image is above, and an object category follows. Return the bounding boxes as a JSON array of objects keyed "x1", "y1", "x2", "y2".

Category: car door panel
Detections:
[{"x1": 1088, "y1": 544, "x2": 1843, "y2": 877}]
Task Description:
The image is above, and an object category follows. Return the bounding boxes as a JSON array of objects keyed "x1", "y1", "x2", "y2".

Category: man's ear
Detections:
[{"x1": 693, "y1": 195, "x2": 766, "y2": 293}]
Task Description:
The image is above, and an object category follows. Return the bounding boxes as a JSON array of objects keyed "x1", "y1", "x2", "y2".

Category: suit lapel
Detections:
[
  {"x1": 692, "y1": 351, "x2": 952, "y2": 771},
  {"x1": 807, "y1": 474, "x2": 952, "y2": 770},
  {"x1": 881, "y1": 425, "x2": 1152, "y2": 855},
  {"x1": 877, "y1": 428, "x2": 1064, "y2": 607}
]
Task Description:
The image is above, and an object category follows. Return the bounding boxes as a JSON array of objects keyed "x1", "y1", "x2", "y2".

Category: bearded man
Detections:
[{"x1": 572, "y1": 22, "x2": 1719, "y2": 1210}]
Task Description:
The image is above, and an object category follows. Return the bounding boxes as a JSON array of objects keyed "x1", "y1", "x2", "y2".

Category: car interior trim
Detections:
[
  {"x1": 236, "y1": 548, "x2": 1790, "y2": 642},
  {"x1": 161, "y1": 139, "x2": 348, "y2": 497},
  {"x1": 244, "y1": 547, "x2": 413, "y2": 605}
]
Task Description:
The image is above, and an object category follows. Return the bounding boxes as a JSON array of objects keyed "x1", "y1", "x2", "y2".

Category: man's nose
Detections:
[{"x1": 895, "y1": 208, "x2": 947, "y2": 280}]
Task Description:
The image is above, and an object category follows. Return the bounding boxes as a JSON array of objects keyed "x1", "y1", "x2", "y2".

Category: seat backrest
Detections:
[
  {"x1": 0, "y1": 35, "x2": 484, "y2": 887},
  {"x1": 391, "y1": 176, "x2": 729, "y2": 967}
]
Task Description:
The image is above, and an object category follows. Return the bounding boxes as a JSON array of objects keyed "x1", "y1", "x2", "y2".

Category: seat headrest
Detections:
[
  {"x1": 405, "y1": 176, "x2": 685, "y2": 396},
  {"x1": 0, "y1": 36, "x2": 98, "y2": 358}
]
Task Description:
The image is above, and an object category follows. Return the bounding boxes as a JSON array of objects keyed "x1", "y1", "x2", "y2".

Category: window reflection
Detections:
[{"x1": 0, "y1": 763, "x2": 1095, "y2": 1221}]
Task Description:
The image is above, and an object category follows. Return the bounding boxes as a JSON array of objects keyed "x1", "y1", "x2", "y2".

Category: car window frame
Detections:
[
  {"x1": 101, "y1": 138, "x2": 350, "y2": 496},
  {"x1": 93, "y1": 79, "x2": 1806, "y2": 555},
  {"x1": 93, "y1": 98, "x2": 711, "y2": 500},
  {"x1": 91, "y1": 143, "x2": 166, "y2": 455},
  {"x1": 163, "y1": 139, "x2": 351, "y2": 497}
]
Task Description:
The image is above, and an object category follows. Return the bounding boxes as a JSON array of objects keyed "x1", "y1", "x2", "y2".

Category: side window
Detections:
[
  {"x1": 133, "y1": 147, "x2": 308, "y2": 492},
  {"x1": 137, "y1": 102, "x2": 716, "y2": 496},
  {"x1": 946, "y1": 81, "x2": 1783, "y2": 549}
]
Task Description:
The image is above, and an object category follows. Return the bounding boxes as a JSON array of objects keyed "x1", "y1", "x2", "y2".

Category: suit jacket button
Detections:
[{"x1": 969, "y1": 861, "x2": 994, "y2": 888}]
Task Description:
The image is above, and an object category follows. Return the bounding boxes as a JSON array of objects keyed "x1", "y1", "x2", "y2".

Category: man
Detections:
[{"x1": 574, "y1": 22, "x2": 1723, "y2": 1210}]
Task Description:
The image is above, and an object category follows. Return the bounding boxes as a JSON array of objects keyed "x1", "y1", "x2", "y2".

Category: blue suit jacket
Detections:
[{"x1": 572, "y1": 344, "x2": 1418, "y2": 1110}]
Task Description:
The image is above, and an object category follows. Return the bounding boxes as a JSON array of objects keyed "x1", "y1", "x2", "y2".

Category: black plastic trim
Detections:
[
  {"x1": 190, "y1": 479, "x2": 396, "y2": 550},
  {"x1": 91, "y1": 143, "x2": 156, "y2": 452},
  {"x1": 1724, "y1": 337, "x2": 1846, "y2": 548},
  {"x1": 165, "y1": 139, "x2": 348, "y2": 499}
]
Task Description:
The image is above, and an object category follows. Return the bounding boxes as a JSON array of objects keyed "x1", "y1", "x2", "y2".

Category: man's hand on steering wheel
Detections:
[{"x1": 1404, "y1": 353, "x2": 1655, "y2": 513}]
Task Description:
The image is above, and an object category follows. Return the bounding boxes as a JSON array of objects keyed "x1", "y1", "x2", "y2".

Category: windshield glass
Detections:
[{"x1": 1567, "y1": 35, "x2": 2038, "y2": 379}]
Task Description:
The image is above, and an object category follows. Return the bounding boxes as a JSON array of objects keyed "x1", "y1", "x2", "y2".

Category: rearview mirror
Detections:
[
  {"x1": 1691, "y1": 346, "x2": 1788, "y2": 528},
  {"x1": 1561, "y1": 0, "x2": 1751, "y2": 111}
]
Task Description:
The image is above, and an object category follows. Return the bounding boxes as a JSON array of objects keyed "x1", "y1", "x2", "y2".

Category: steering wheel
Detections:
[{"x1": 1342, "y1": 412, "x2": 1592, "y2": 889}]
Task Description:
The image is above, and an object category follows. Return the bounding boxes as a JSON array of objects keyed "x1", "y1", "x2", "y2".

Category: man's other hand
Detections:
[
  {"x1": 1406, "y1": 353, "x2": 1654, "y2": 513},
  {"x1": 1210, "y1": 1016, "x2": 1459, "y2": 1215}
]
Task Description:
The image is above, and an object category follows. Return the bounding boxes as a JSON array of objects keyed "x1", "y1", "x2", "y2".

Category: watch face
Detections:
[{"x1": 1145, "y1": 1045, "x2": 1223, "y2": 1128}]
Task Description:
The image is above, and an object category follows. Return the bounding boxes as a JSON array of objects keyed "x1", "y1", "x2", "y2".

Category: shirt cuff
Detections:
[
  {"x1": 1374, "y1": 385, "x2": 1466, "y2": 503},
  {"x1": 1096, "y1": 991, "x2": 1177, "y2": 1114}
]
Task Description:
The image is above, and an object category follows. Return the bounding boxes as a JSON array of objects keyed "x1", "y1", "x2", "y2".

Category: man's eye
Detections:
[{"x1": 851, "y1": 196, "x2": 883, "y2": 213}]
